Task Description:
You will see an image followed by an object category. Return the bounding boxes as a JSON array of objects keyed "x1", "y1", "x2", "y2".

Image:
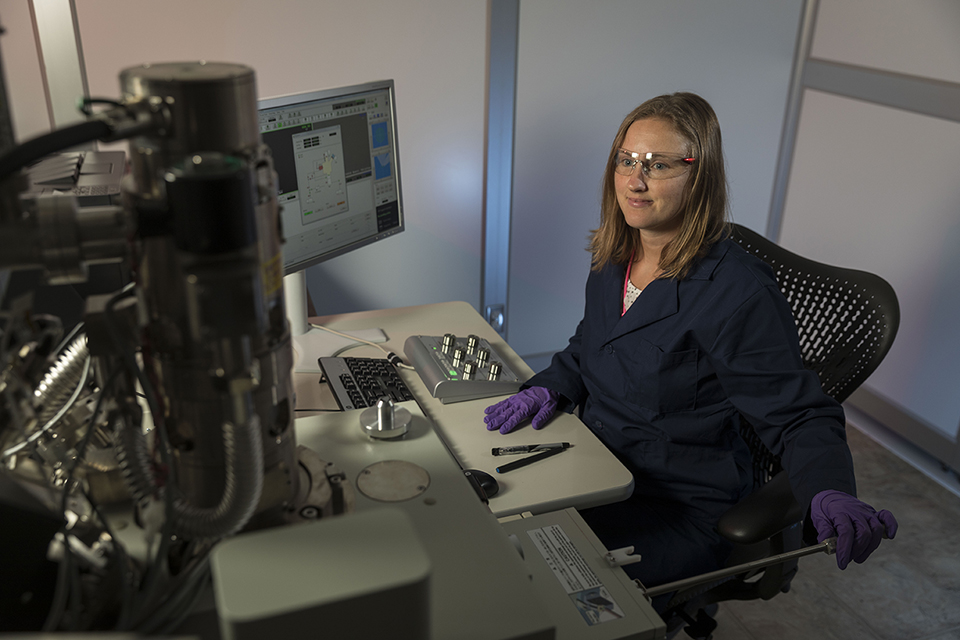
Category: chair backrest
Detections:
[{"x1": 730, "y1": 224, "x2": 900, "y2": 404}]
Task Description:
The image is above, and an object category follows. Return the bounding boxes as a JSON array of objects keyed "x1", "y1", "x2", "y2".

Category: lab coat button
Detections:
[
  {"x1": 593, "y1": 421, "x2": 603, "y2": 430},
  {"x1": 604, "y1": 344, "x2": 614, "y2": 354}
]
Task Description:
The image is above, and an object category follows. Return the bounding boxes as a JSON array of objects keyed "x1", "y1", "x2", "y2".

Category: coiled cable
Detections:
[{"x1": 2, "y1": 331, "x2": 92, "y2": 460}]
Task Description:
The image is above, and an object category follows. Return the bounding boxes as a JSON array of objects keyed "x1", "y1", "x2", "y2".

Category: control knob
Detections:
[
  {"x1": 476, "y1": 348, "x2": 490, "y2": 367},
  {"x1": 360, "y1": 396, "x2": 411, "y2": 439},
  {"x1": 441, "y1": 333, "x2": 456, "y2": 354},
  {"x1": 466, "y1": 334, "x2": 481, "y2": 353}
]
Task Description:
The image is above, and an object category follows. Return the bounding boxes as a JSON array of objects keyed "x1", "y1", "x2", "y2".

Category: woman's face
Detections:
[{"x1": 614, "y1": 117, "x2": 693, "y2": 240}]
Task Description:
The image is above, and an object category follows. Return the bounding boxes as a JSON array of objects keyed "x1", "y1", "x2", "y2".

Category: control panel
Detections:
[{"x1": 403, "y1": 334, "x2": 523, "y2": 404}]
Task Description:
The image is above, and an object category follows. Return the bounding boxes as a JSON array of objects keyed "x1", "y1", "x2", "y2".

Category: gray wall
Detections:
[
  {"x1": 777, "y1": 0, "x2": 960, "y2": 464},
  {"x1": 5, "y1": 0, "x2": 489, "y2": 316},
  {"x1": 2, "y1": 1, "x2": 50, "y2": 141},
  {"x1": 506, "y1": 0, "x2": 807, "y2": 363}
]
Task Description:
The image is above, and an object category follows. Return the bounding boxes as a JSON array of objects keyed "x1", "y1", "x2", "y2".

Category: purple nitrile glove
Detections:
[
  {"x1": 810, "y1": 489, "x2": 898, "y2": 570},
  {"x1": 483, "y1": 387, "x2": 560, "y2": 434}
]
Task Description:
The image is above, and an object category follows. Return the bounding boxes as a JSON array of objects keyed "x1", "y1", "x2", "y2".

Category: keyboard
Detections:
[{"x1": 318, "y1": 357, "x2": 415, "y2": 411}]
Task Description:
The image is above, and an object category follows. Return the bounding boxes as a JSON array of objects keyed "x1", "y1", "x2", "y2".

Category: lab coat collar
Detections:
[
  {"x1": 603, "y1": 240, "x2": 730, "y2": 342},
  {"x1": 688, "y1": 239, "x2": 730, "y2": 281}
]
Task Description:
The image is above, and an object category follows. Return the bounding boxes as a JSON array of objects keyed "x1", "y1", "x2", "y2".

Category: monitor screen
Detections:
[
  {"x1": 258, "y1": 80, "x2": 403, "y2": 370},
  {"x1": 257, "y1": 80, "x2": 403, "y2": 275}
]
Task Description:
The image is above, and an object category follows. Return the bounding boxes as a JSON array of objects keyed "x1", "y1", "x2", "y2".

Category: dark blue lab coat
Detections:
[{"x1": 527, "y1": 239, "x2": 856, "y2": 592}]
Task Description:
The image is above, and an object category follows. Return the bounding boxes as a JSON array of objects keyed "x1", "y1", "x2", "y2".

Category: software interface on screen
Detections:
[
  {"x1": 258, "y1": 81, "x2": 402, "y2": 369},
  {"x1": 257, "y1": 82, "x2": 403, "y2": 275}
]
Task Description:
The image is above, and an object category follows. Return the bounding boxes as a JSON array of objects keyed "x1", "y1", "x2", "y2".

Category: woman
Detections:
[{"x1": 484, "y1": 92, "x2": 896, "y2": 607}]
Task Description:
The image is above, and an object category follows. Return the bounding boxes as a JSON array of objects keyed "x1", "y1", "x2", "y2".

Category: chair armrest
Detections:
[{"x1": 717, "y1": 472, "x2": 805, "y2": 545}]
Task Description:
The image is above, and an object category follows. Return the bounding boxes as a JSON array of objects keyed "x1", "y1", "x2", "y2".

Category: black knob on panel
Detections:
[
  {"x1": 467, "y1": 334, "x2": 480, "y2": 353},
  {"x1": 476, "y1": 348, "x2": 490, "y2": 367},
  {"x1": 442, "y1": 333, "x2": 456, "y2": 353}
]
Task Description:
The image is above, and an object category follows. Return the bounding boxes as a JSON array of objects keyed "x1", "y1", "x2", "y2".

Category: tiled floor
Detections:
[{"x1": 707, "y1": 423, "x2": 960, "y2": 640}]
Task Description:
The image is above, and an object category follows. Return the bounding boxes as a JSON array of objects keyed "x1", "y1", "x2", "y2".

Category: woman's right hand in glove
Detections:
[{"x1": 483, "y1": 387, "x2": 560, "y2": 434}]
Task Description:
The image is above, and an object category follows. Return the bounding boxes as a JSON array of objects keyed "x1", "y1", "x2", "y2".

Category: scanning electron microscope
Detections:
[{"x1": 3, "y1": 56, "x2": 821, "y2": 640}]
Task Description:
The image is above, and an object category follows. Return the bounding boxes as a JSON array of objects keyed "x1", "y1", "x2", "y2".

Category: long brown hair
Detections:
[{"x1": 588, "y1": 92, "x2": 729, "y2": 278}]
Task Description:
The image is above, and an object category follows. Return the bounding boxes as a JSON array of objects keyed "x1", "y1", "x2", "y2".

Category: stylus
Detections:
[{"x1": 495, "y1": 446, "x2": 566, "y2": 473}]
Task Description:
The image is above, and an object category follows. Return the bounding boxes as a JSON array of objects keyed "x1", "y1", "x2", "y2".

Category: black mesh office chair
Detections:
[{"x1": 663, "y1": 223, "x2": 900, "y2": 638}]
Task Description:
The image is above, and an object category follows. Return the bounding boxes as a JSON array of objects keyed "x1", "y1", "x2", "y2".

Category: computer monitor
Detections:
[{"x1": 257, "y1": 80, "x2": 403, "y2": 371}]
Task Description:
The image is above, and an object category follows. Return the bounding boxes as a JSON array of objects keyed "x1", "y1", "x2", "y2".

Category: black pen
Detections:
[
  {"x1": 491, "y1": 442, "x2": 571, "y2": 456},
  {"x1": 495, "y1": 446, "x2": 567, "y2": 473}
]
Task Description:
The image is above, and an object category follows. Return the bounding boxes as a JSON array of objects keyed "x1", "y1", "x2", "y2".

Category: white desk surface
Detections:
[{"x1": 293, "y1": 300, "x2": 634, "y2": 518}]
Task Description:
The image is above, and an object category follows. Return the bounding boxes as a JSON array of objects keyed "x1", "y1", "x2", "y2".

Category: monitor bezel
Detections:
[{"x1": 258, "y1": 79, "x2": 404, "y2": 275}]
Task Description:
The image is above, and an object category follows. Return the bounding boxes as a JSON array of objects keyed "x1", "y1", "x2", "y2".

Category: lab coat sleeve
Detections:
[
  {"x1": 706, "y1": 284, "x2": 857, "y2": 511},
  {"x1": 524, "y1": 319, "x2": 588, "y2": 413}
]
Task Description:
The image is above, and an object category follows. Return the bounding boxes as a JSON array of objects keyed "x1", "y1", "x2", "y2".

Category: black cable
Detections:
[
  {"x1": 0, "y1": 119, "x2": 113, "y2": 181},
  {"x1": 135, "y1": 555, "x2": 212, "y2": 634},
  {"x1": 65, "y1": 548, "x2": 84, "y2": 631},
  {"x1": 79, "y1": 98, "x2": 130, "y2": 118},
  {"x1": 101, "y1": 285, "x2": 183, "y2": 631},
  {"x1": 40, "y1": 544, "x2": 73, "y2": 632},
  {"x1": 80, "y1": 447, "x2": 137, "y2": 632},
  {"x1": 103, "y1": 284, "x2": 164, "y2": 432},
  {"x1": 86, "y1": 493, "x2": 136, "y2": 632},
  {"x1": 44, "y1": 364, "x2": 118, "y2": 632},
  {"x1": 52, "y1": 321, "x2": 86, "y2": 359},
  {"x1": 155, "y1": 569, "x2": 212, "y2": 636}
]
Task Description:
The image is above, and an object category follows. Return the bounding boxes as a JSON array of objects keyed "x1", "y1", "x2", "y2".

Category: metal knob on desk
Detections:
[{"x1": 360, "y1": 396, "x2": 410, "y2": 439}]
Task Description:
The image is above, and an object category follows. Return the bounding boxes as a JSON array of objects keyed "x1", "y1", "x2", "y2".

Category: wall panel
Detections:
[
  {"x1": 508, "y1": 0, "x2": 806, "y2": 359},
  {"x1": 65, "y1": 0, "x2": 488, "y2": 314}
]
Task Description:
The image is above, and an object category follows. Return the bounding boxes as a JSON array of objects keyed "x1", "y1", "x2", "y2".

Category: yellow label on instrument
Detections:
[{"x1": 262, "y1": 253, "x2": 283, "y2": 296}]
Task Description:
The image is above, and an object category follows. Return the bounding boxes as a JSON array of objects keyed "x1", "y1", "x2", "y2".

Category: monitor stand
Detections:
[{"x1": 283, "y1": 271, "x2": 386, "y2": 373}]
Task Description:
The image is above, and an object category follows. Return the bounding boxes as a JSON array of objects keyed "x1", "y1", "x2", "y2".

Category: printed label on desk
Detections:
[{"x1": 527, "y1": 525, "x2": 625, "y2": 626}]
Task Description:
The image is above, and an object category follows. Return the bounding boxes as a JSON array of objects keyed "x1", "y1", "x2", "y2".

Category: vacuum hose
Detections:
[{"x1": 115, "y1": 413, "x2": 264, "y2": 540}]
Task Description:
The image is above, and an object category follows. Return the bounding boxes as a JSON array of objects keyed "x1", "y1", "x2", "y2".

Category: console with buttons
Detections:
[{"x1": 403, "y1": 334, "x2": 523, "y2": 403}]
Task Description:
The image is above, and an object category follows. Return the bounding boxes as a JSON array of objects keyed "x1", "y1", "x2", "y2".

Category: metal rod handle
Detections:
[{"x1": 644, "y1": 537, "x2": 837, "y2": 598}]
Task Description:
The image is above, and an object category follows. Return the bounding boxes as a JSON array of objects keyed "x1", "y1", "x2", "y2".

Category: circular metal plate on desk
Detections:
[{"x1": 356, "y1": 460, "x2": 430, "y2": 502}]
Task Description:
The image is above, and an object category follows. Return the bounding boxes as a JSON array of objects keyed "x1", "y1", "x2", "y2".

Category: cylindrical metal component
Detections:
[
  {"x1": 489, "y1": 361, "x2": 502, "y2": 380},
  {"x1": 37, "y1": 195, "x2": 84, "y2": 284},
  {"x1": 165, "y1": 153, "x2": 257, "y2": 254},
  {"x1": 463, "y1": 361, "x2": 477, "y2": 380},
  {"x1": 120, "y1": 62, "x2": 259, "y2": 167},
  {"x1": 75, "y1": 206, "x2": 132, "y2": 263},
  {"x1": 452, "y1": 347, "x2": 465, "y2": 367},
  {"x1": 377, "y1": 397, "x2": 395, "y2": 430},
  {"x1": 441, "y1": 333, "x2": 456, "y2": 354},
  {"x1": 119, "y1": 62, "x2": 298, "y2": 528},
  {"x1": 466, "y1": 335, "x2": 480, "y2": 353},
  {"x1": 476, "y1": 348, "x2": 490, "y2": 367},
  {"x1": 360, "y1": 397, "x2": 410, "y2": 439},
  {"x1": 644, "y1": 538, "x2": 837, "y2": 598},
  {"x1": 1, "y1": 197, "x2": 129, "y2": 283}
]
